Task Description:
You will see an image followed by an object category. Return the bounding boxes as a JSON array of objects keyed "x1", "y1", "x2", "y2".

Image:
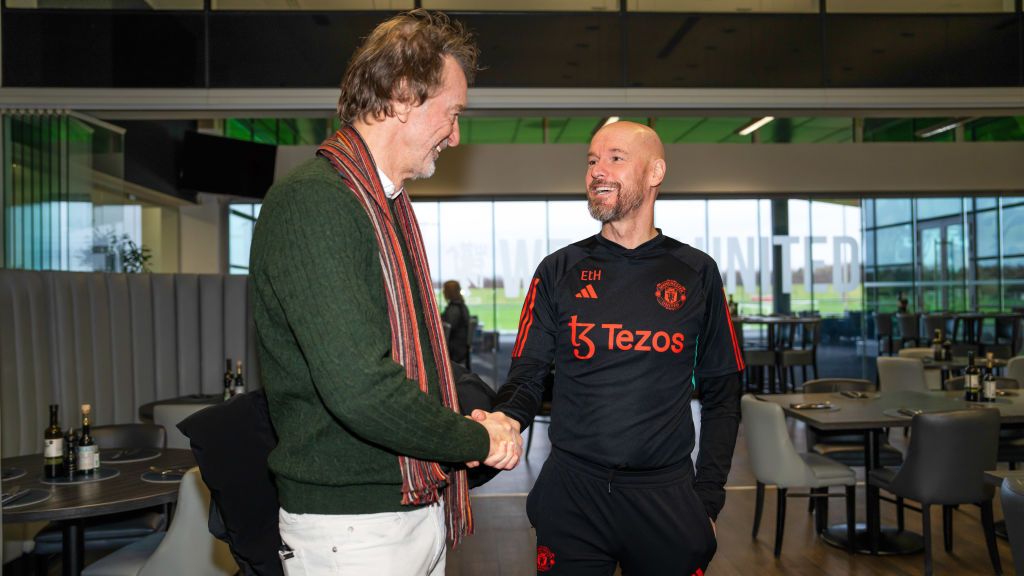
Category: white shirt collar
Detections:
[{"x1": 377, "y1": 168, "x2": 402, "y2": 200}]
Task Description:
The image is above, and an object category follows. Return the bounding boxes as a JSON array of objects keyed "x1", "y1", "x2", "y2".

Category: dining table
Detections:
[
  {"x1": 755, "y1": 389, "x2": 1024, "y2": 556},
  {"x1": 1, "y1": 448, "x2": 195, "y2": 576}
]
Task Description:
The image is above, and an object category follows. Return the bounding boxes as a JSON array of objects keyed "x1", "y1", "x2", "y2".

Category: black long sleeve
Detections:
[{"x1": 693, "y1": 371, "x2": 742, "y2": 520}]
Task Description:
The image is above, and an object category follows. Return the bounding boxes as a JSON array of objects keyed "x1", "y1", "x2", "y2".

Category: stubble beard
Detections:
[{"x1": 587, "y1": 182, "x2": 644, "y2": 223}]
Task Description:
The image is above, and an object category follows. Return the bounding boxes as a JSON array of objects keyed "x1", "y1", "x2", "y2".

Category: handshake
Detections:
[{"x1": 467, "y1": 410, "x2": 523, "y2": 471}]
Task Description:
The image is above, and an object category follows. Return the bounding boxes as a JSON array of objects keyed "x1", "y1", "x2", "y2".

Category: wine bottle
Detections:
[
  {"x1": 223, "y1": 358, "x2": 234, "y2": 401},
  {"x1": 77, "y1": 404, "x2": 99, "y2": 475},
  {"x1": 964, "y1": 351, "x2": 981, "y2": 402},
  {"x1": 982, "y1": 354, "x2": 998, "y2": 402},
  {"x1": 932, "y1": 329, "x2": 943, "y2": 361},
  {"x1": 942, "y1": 336, "x2": 953, "y2": 361},
  {"x1": 233, "y1": 360, "x2": 246, "y2": 396},
  {"x1": 43, "y1": 404, "x2": 64, "y2": 479},
  {"x1": 63, "y1": 427, "x2": 77, "y2": 479}
]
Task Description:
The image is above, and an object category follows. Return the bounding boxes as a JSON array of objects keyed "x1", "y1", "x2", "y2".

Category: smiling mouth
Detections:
[{"x1": 589, "y1": 182, "x2": 619, "y2": 195}]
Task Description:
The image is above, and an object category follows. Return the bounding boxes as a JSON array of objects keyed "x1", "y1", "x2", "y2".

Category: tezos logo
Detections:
[{"x1": 537, "y1": 545, "x2": 556, "y2": 572}]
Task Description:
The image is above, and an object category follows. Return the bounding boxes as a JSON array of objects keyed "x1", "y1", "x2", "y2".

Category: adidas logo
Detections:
[{"x1": 575, "y1": 284, "x2": 598, "y2": 299}]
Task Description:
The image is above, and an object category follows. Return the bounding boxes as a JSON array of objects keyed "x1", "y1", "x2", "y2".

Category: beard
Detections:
[{"x1": 587, "y1": 180, "x2": 644, "y2": 223}]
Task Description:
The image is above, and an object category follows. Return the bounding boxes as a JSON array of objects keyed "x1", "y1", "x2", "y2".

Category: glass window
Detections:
[
  {"x1": 212, "y1": 0, "x2": 413, "y2": 9},
  {"x1": 706, "y1": 200, "x2": 764, "y2": 311},
  {"x1": 494, "y1": 201, "x2": 547, "y2": 334},
  {"x1": 975, "y1": 197, "x2": 998, "y2": 211},
  {"x1": 655, "y1": 199, "x2": 706, "y2": 250},
  {"x1": 976, "y1": 211, "x2": 998, "y2": 258},
  {"x1": 547, "y1": 200, "x2": 598, "y2": 252},
  {"x1": 916, "y1": 198, "x2": 962, "y2": 221},
  {"x1": 828, "y1": 0, "x2": 1013, "y2": 12},
  {"x1": 967, "y1": 117, "x2": 1024, "y2": 142},
  {"x1": 628, "y1": 0, "x2": 819, "y2": 12},
  {"x1": 7, "y1": 0, "x2": 202, "y2": 7},
  {"x1": 228, "y1": 204, "x2": 260, "y2": 274},
  {"x1": 412, "y1": 201, "x2": 440, "y2": 292},
  {"x1": 426, "y1": 0, "x2": 617, "y2": 10},
  {"x1": 874, "y1": 198, "x2": 912, "y2": 227},
  {"x1": 1004, "y1": 205, "x2": 1024, "y2": 256},
  {"x1": 437, "y1": 202, "x2": 495, "y2": 336},
  {"x1": 1005, "y1": 257, "x2": 1024, "y2": 280},
  {"x1": 876, "y1": 225, "x2": 913, "y2": 266}
]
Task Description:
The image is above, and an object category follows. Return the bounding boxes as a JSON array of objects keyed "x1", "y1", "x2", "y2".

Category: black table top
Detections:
[
  {"x1": 755, "y1": 390, "x2": 1024, "y2": 431},
  {"x1": 1, "y1": 448, "x2": 195, "y2": 523}
]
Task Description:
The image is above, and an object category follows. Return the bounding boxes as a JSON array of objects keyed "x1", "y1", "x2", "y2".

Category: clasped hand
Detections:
[{"x1": 466, "y1": 409, "x2": 522, "y2": 470}]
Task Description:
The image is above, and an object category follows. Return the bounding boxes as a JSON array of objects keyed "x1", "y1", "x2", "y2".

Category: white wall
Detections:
[{"x1": 178, "y1": 193, "x2": 225, "y2": 274}]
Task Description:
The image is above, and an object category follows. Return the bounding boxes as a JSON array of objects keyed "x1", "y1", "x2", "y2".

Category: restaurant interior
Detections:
[{"x1": 3, "y1": 0, "x2": 1024, "y2": 574}]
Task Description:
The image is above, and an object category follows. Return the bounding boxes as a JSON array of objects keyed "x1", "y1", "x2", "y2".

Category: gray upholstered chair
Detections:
[
  {"x1": 1000, "y1": 477, "x2": 1024, "y2": 576},
  {"x1": 896, "y1": 348, "x2": 943, "y2": 390},
  {"x1": 82, "y1": 468, "x2": 237, "y2": 576},
  {"x1": 875, "y1": 312, "x2": 894, "y2": 356},
  {"x1": 153, "y1": 404, "x2": 215, "y2": 450},
  {"x1": 1009, "y1": 356, "x2": 1024, "y2": 388},
  {"x1": 741, "y1": 395, "x2": 857, "y2": 557},
  {"x1": 780, "y1": 320, "x2": 819, "y2": 389},
  {"x1": 801, "y1": 379, "x2": 903, "y2": 468},
  {"x1": 867, "y1": 409, "x2": 1002, "y2": 576},
  {"x1": 877, "y1": 356, "x2": 928, "y2": 393},
  {"x1": 897, "y1": 313, "x2": 922, "y2": 349},
  {"x1": 32, "y1": 424, "x2": 169, "y2": 569}
]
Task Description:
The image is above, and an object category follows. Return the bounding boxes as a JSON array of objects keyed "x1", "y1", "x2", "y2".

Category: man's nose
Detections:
[{"x1": 448, "y1": 120, "x2": 461, "y2": 148}]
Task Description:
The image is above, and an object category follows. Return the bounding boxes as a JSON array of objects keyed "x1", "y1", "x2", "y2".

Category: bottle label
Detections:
[
  {"x1": 44, "y1": 438, "x2": 63, "y2": 459},
  {"x1": 967, "y1": 374, "x2": 980, "y2": 390},
  {"x1": 984, "y1": 378, "x2": 998, "y2": 400},
  {"x1": 77, "y1": 445, "x2": 99, "y2": 471}
]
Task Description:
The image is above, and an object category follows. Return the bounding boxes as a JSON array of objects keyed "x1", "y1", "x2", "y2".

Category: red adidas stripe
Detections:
[
  {"x1": 513, "y1": 278, "x2": 541, "y2": 358},
  {"x1": 722, "y1": 289, "x2": 745, "y2": 371},
  {"x1": 586, "y1": 284, "x2": 597, "y2": 298}
]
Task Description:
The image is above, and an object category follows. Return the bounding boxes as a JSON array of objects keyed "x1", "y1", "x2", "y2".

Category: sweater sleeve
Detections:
[{"x1": 265, "y1": 179, "x2": 488, "y2": 464}]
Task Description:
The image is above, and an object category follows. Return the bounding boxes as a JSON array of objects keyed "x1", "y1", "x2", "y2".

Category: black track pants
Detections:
[{"x1": 527, "y1": 448, "x2": 717, "y2": 576}]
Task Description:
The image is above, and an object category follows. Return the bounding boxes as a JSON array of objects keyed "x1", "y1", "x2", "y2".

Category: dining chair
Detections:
[
  {"x1": 736, "y1": 321, "x2": 783, "y2": 394},
  {"x1": 1000, "y1": 478, "x2": 1024, "y2": 576},
  {"x1": 893, "y1": 349, "x2": 942, "y2": 390},
  {"x1": 922, "y1": 314, "x2": 951, "y2": 342},
  {"x1": 877, "y1": 357, "x2": 928, "y2": 394},
  {"x1": 986, "y1": 315, "x2": 1020, "y2": 359},
  {"x1": 896, "y1": 313, "x2": 922, "y2": 349},
  {"x1": 875, "y1": 312, "x2": 894, "y2": 356},
  {"x1": 32, "y1": 424, "x2": 169, "y2": 573},
  {"x1": 1009, "y1": 357, "x2": 1024, "y2": 388},
  {"x1": 81, "y1": 467, "x2": 237, "y2": 576},
  {"x1": 741, "y1": 395, "x2": 857, "y2": 557},
  {"x1": 867, "y1": 409, "x2": 1002, "y2": 576},
  {"x1": 780, "y1": 320, "x2": 819, "y2": 390},
  {"x1": 800, "y1": 379, "x2": 903, "y2": 468},
  {"x1": 153, "y1": 404, "x2": 217, "y2": 450}
]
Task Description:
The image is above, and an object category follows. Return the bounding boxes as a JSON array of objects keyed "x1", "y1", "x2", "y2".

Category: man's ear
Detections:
[
  {"x1": 648, "y1": 158, "x2": 666, "y2": 188},
  {"x1": 392, "y1": 80, "x2": 413, "y2": 123}
]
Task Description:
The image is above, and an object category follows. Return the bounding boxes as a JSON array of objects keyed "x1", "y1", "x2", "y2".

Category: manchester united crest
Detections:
[
  {"x1": 537, "y1": 545, "x2": 556, "y2": 572},
  {"x1": 655, "y1": 279, "x2": 686, "y2": 311}
]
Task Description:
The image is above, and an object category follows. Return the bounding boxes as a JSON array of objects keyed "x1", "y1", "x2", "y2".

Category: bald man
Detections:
[{"x1": 492, "y1": 121, "x2": 744, "y2": 575}]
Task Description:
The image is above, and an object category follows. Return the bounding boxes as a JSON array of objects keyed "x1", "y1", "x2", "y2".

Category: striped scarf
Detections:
[{"x1": 317, "y1": 126, "x2": 472, "y2": 546}]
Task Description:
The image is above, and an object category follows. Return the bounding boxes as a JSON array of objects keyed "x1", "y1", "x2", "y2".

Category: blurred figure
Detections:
[{"x1": 442, "y1": 280, "x2": 472, "y2": 368}]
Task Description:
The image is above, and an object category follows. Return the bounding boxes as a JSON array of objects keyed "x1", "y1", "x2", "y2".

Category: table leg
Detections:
[
  {"x1": 820, "y1": 428, "x2": 925, "y2": 555},
  {"x1": 62, "y1": 519, "x2": 84, "y2": 576}
]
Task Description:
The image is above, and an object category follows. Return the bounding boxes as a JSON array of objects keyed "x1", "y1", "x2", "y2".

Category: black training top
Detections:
[{"x1": 496, "y1": 231, "x2": 744, "y2": 471}]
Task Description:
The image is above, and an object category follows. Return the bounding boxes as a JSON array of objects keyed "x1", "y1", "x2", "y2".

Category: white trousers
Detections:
[{"x1": 278, "y1": 502, "x2": 446, "y2": 576}]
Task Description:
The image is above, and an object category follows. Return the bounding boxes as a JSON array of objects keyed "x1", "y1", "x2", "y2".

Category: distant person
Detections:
[{"x1": 443, "y1": 280, "x2": 471, "y2": 367}]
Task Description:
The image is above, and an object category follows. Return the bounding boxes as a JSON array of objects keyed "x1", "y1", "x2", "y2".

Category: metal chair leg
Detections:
[
  {"x1": 943, "y1": 505, "x2": 953, "y2": 552},
  {"x1": 845, "y1": 484, "x2": 856, "y2": 554},
  {"x1": 774, "y1": 487, "x2": 788, "y2": 558},
  {"x1": 922, "y1": 504, "x2": 934, "y2": 576},
  {"x1": 753, "y1": 481, "x2": 765, "y2": 539},
  {"x1": 981, "y1": 500, "x2": 1003, "y2": 575}
]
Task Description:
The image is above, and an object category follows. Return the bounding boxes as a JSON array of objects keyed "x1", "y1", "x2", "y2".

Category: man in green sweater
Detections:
[{"x1": 250, "y1": 10, "x2": 522, "y2": 575}]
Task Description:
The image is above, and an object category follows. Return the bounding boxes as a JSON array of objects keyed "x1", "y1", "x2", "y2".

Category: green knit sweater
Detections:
[{"x1": 250, "y1": 157, "x2": 489, "y2": 514}]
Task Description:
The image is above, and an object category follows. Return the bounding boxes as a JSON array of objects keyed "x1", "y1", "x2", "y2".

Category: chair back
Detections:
[
  {"x1": 897, "y1": 313, "x2": 921, "y2": 339},
  {"x1": 877, "y1": 357, "x2": 927, "y2": 393},
  {"x1": 898, "y1": 347, "x2": 933, "y2": 360},
  {"x1": 740, "y1": 395, "x2": 811, "y2": 488},
  {"x1": 891, "y1": 409, "x2": 999, "y2": 505},
  {"x1": 91, "y1": 424, "x2": 166, "y2": 450},
  {"x1": 922, "y1": 314, "x2": 951, "y2": 339},
  {"x1": 943, "y1": 375, "x2": 1019, "y2": 391},
  {"x1": 138, "y1": 468, "x2": 237, "y2": 576},
  {"x1": 1009, "y1": 357, "x2": 1024, "y2": 388},
  {"x1": 875, "y1": 312, "x2": 893, "y2": 337},
  {"x1": 153, "y1": 404, "x2": 215, "y2": 450},
  {"x1": 1001, "y1": 478, "x2": 1024, "y2": 576},
  {"x1": 801, "y1": 378, "x2": 874, "y2": 394}
]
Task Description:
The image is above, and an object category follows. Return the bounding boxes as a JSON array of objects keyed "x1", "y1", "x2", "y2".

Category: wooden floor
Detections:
[{"x1": 451, "y1": 409, "x2": 1019, "y2": 575}]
